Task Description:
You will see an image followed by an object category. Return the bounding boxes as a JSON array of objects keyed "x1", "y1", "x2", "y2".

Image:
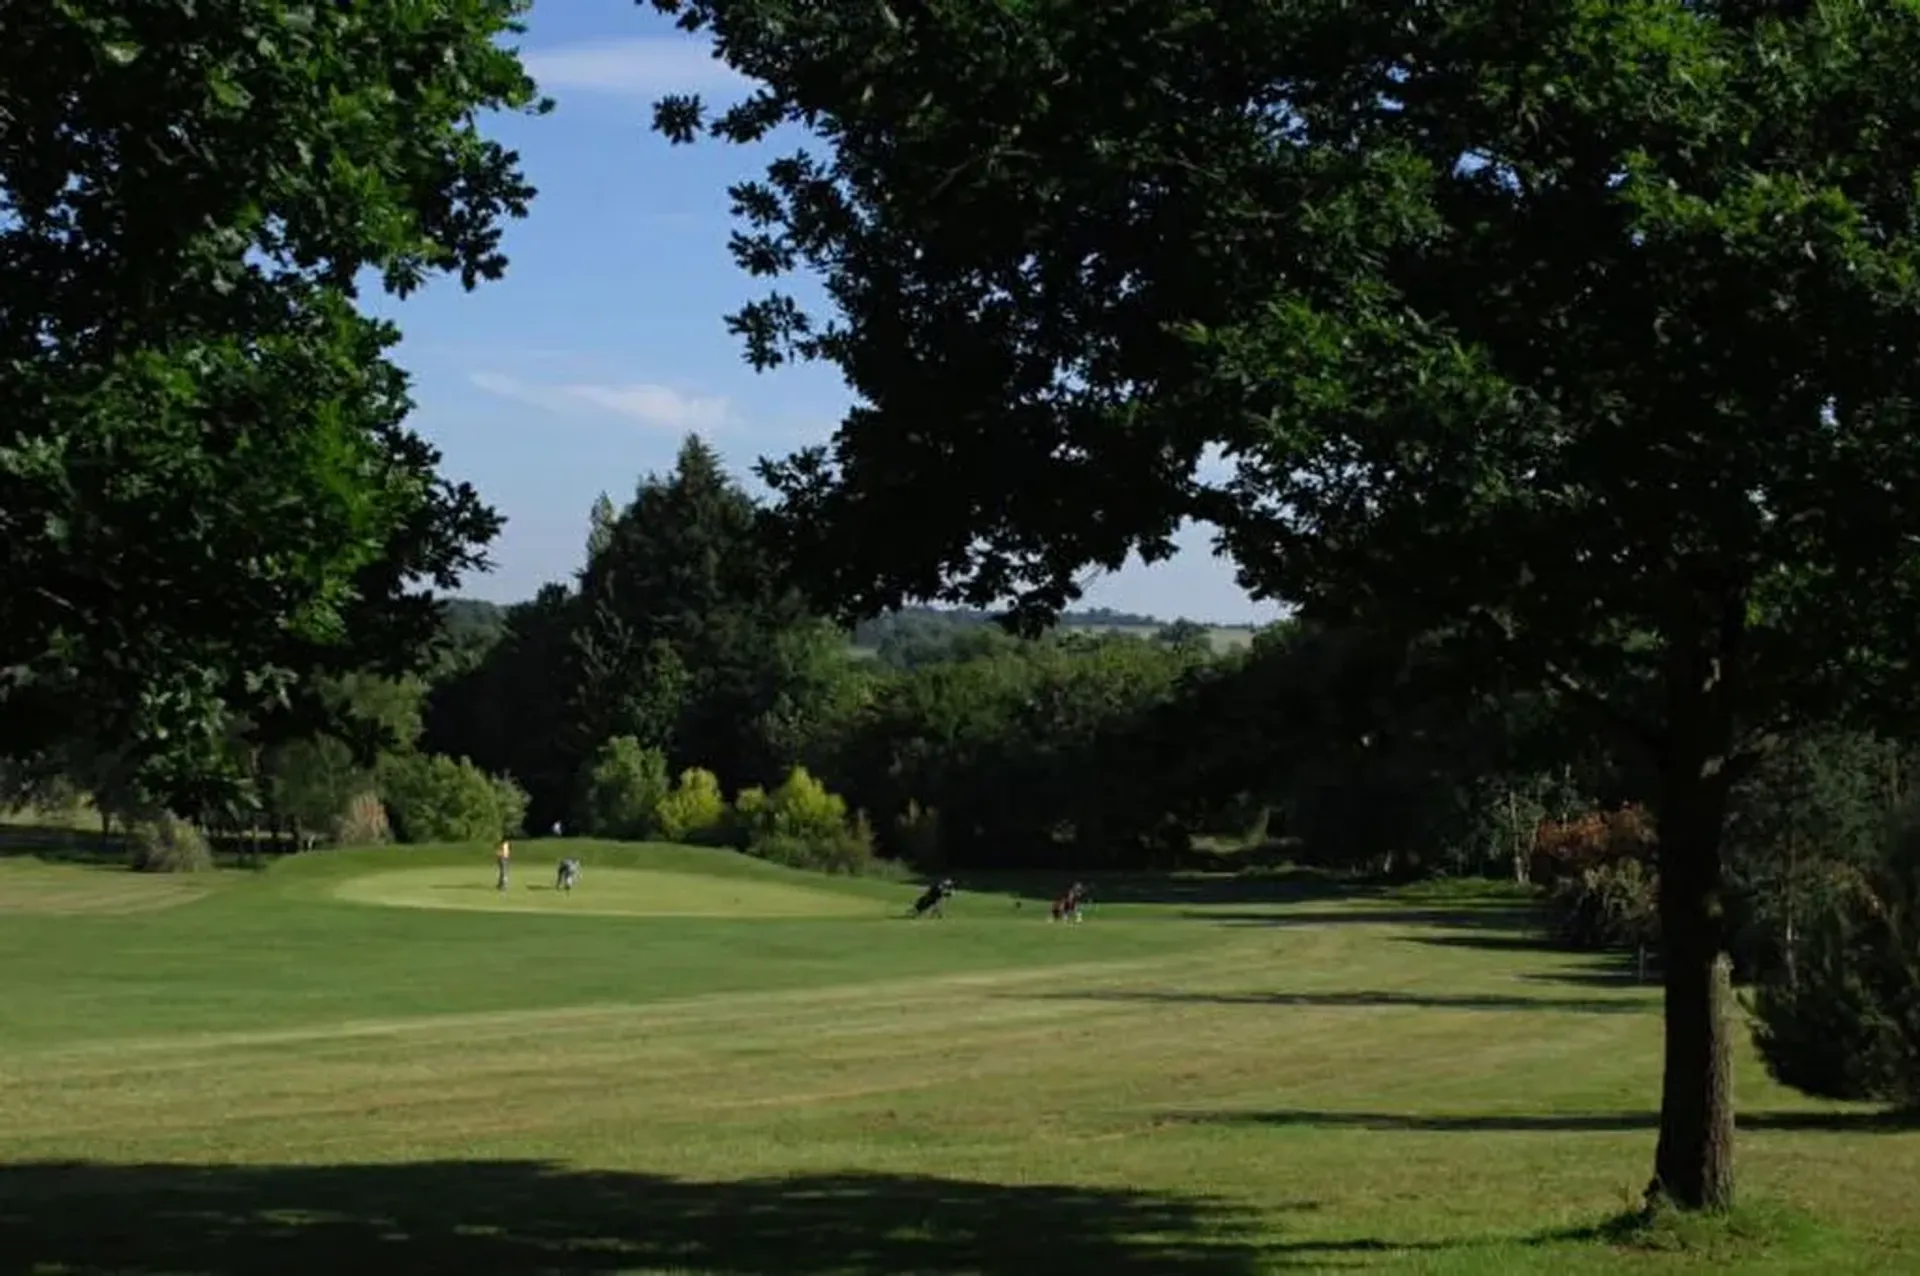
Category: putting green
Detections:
[{"x1": 330, "y1": 864, "x2": 893, "y2": 919}]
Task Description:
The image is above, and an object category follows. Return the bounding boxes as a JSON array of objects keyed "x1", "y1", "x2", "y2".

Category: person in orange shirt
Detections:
[{"x1": 495, "y1": 839, "x2": 511, "y2": 892}]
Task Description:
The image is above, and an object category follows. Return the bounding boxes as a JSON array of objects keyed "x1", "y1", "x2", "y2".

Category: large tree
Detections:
[
  {"x1": 573, "y1": 436, "x2": 836, "y2": 787},
  {"x1": 0, "y1": 1, "x2": 544, "y2": 797},
  {"x1": 651, "y1": 0, "x2": 1920, "y2": 1209}
]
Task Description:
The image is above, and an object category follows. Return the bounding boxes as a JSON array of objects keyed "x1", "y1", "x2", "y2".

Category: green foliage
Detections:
[
  {"x1": 424, "y1": 585, "x2": 581, "y2": 834},
  {"x1": 1750, "y1": 811, "x2": 1920, "y2": 1111},
  {"x1": 731, "y1": 767, "x2": 875, "y2": 875},
  {"x1": 0, "y1": 0, "x2": 541, "y2": 799},
  {"x1": 490, "y1": 773, "x2": 529, "y2": 841},
  {"x1": 811, "y1": 635, "x2": 1214, "y2": 869},
  {"x1": 378, "y1": 754, "x2": 521, "y2": 844},
  {"x1": 127, "y1": 814, "x2": 213, "y2": 874},
  {"x1": 654, "y1": 768, "x2": 729, "y2": 845},
  {"x1": 571, "y1": 437, "x2": 839, "y2": 787},
  {"x1": 575, "y1": 737, "x2": 671, "y2": 841},
  {"x1": 1725, "y1": 732, "x2": 1910, "y2": 982},
  {"x1": 264, "y1": 736, "x2": 370, "y2": 848}
]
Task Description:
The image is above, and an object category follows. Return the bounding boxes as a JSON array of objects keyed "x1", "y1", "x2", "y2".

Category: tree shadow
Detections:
[
  {"x1": 1516, "y1": 968, "x2": 1655, "y2": 991},
  {"x1": 1179, "y1": 904, "x2": 1542, "y2": 931},
  {"x1": 1173, "y1": 1107, "x2": 1920, "y2": 1135},
  {"x1": 0, "y1": 821, "x2": 126, "y2": 866},
  {"x1": 0, "y1": 1160, "x2": 1294, "y2": 1275},
  {"x1": 951, "y1": 868, "x2": 1369, "y2": 910},
  {"x1": 1399, "y1": 932, "x2": 1562, "y2": 954},
  {"x1": 1033, "y1": 988, "x2": 1651, "y2": 1015}
]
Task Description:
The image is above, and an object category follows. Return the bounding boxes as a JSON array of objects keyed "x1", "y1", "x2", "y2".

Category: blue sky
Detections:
[{"x1": 371, "y1": 0, "x2": 1278, "y2": 625}]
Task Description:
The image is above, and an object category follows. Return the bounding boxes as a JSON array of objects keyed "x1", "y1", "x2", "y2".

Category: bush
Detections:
[
  {"x1": 1530, "y1": 804, "x2": 1655, "y2": 887},
  {"x1": 491, "y1": 772, "x2": 529, "y2": 839},
  {"x1": 654, "y1": 767, "x2": 728, "y2": 844},
  {"x1": 574, "y1": 736, "x2": 670, "y2": 839},
  {"x1": 1749, "y1": 811, "x2": 1920, "y2": 1110},
  {"x1": 332, "y1": 790, "x2": 392, "y2": 846},
  {"x1": 1548, "y1": 858, "x2": 1659, "y2": 954},
  {"x1": 379, "y1": 753, "x2": 522, "y2": 843},
  {"x1": 751, "y1": 812, "x2": 879, "y2": 876},
  {"x1": 128, "y1": 814, "x2": 214, "y2": 873},
  {"x1": 732, "y1": 767, "x2": 876, "y2": 875}
]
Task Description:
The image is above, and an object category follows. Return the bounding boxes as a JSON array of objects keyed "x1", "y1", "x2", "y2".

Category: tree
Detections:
[
  {"x1": 0, "y1": 1, "x2": 544, "y2": 795},
  {"x1": 586, "y1": 492, "x2": 619, "y2": 564},
  {"x1": 424, "y1": 585, "x2": 582, "y2": 832},
  {"x1": 574, "y1": 436, "x2": 825, "y2": 785},
  {"x1": 652, "y1": 0, "x2": 1920, "y2": 1209},
  {"x1": 379, "y1": 753, "x2": 525, "y2": 845},
  {"x1": 574, "y1": 736, "x2": 672, "y2": 840}
]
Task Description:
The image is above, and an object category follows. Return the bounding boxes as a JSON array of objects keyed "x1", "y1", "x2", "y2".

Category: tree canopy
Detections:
[
  {"x1": 650, "y1": 0, "x2": 1920, "y2": 1209},
  {"x1": 1, "y1": 0, "x2": 545, "y2": 799}
]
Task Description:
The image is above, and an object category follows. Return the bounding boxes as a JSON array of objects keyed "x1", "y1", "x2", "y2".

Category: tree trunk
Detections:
[{"x1": 1648, "y1": 696, "x2": 1737, "y2": 1212}]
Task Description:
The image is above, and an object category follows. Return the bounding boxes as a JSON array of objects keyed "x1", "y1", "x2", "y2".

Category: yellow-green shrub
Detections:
[
  {"x1": 655, "y1": 767, "x2": 728, "y2": 844},
  {"x1": 732, "y1": 767, "x2": 875, "y2": 874}
]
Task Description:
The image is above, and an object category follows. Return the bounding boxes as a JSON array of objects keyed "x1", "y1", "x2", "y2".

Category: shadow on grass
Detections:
[
  {"x1": 0, "y1": 1161, "x2": 1305, "y2": 1275},
  {"x1": 0, "y1": 822, "x2": 126, "y2": 866},
  {"x1": 1175, "y1": 1107, "x2": 1920, "y2": 1134},
  {"x1": 951, "y1": 867, "x2": 1367, "y2": 910},
  {"x1": 1179, "y1": 904, "x2": 1543, "y2": 931},
  {"x1": 1036, "y1": 988, "x2": 1651, "y2": 1015},
  {"x1": 1400, "y1": 932, "x2": 1562, "y2": 954},
  {"x1": 1517, "y1": 967, "x2": 1656, "y2": 990}
]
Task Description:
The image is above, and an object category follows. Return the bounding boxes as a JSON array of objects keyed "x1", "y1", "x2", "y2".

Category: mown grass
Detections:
[{"x1": 1, "y1": 839, "x2": 1916, "y2": 1273}]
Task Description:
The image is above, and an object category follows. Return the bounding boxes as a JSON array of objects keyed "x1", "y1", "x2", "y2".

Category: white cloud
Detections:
[
  {"x1": 560, "y1": 382, "x2": 731, "y2": 431},
  {"x1": 469, "y1": 371, "x2": 733, "y2": 432},
  {"x1": 520, "y1": 35, "x2": 752, "y2": 100}
]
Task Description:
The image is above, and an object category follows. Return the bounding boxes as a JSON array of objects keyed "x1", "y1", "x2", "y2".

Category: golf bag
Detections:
[
  {"x1": 556, "y1": 857, "x2": 582, "y2": 892},
  {"x1": 912, "y1": 878, "x2": 956, "y2": 918}
]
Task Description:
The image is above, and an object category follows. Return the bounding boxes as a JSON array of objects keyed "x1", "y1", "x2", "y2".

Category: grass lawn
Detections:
[{"x1": 0, "y1": 840, "x2": 1915, "y2": 1274}]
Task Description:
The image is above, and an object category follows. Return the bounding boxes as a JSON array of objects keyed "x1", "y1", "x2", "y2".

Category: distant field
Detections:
[{"x1": 1, "y1": 841, "x2": 1915, "y2": 1273}]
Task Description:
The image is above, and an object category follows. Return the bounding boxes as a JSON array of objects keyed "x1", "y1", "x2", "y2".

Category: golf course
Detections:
[{"x1": 3, "y1": 841, "x2": 1916, "y2": 1274}]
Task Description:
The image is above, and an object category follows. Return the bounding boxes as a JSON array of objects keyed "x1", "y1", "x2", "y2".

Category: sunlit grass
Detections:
[{"x1": 0, "y1": 842, "x2": 1914, "y2": 1273}]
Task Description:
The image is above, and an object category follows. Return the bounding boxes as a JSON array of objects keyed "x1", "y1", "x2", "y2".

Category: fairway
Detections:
[
  {"x1": 333, "y1": 864, "x2": 899, "y2": 918},
  {"x1": 0, "y1": 861, "x2": 212, "y2": 916},
  {"x1": 2, "y1": 844, "x2": 1917, "y2": 1274}
]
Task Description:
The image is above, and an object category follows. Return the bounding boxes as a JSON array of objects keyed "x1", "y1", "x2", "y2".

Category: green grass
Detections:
[{"x1": 1, "y1": 840, "x2": 1916, "y2": 1273}]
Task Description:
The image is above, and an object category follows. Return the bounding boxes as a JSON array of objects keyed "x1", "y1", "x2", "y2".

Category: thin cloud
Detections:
[
  {"x1": 561, "y1": 382, "x2": 730, "y2": 431},
  {"x1": 520, "y1": 35, "x2": 752, "y2": 100},
  {"x1": 469, "y1": 371, "x2": 733, "y2": 432}
]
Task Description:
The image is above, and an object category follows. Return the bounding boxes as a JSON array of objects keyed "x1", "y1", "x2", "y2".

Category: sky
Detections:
[{"x1": 369, "y1": 0, "x2": 1280, "y2": 626}]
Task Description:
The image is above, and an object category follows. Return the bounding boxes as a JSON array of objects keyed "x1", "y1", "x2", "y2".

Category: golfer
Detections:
[{"x1": 495, "y1": 838, "x2": 512, "y2": 891}]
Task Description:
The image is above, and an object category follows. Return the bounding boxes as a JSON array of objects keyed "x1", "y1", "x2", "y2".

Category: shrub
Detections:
[
  {"x1": 654, "y1": 767, "x2": 728, "y2": 844},
  {"x1": 751, "y1": 811, "x2": 879, "y2": 876},
  {"x1": 1749, "y1": 812, "x2": 1920, "y2": 1110},
  {"x1": 331, "y1": 791, "x2": 392, "y2": 846},
  {"x1": 128, "y1": 814, "x2": 214, "y2": 873},
  {"x1": 491, "y1": 772, "x2": 530, "y2": 839},
  {"x1": 574, "y1": 736, "x2": 670, "y2": 839},
  {"x1": 379, "y1": 753, "x2": 522, "y2": 843},
  {"x1": 1548, "y1": 858, "x2": 1659, "y2": 954},
  {"x1": 1530, "y1": 804, "x2": 1655, "y2": 887},
  {"x1": 732, "y1": 767, "x2": 876, "y2": 874}
]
